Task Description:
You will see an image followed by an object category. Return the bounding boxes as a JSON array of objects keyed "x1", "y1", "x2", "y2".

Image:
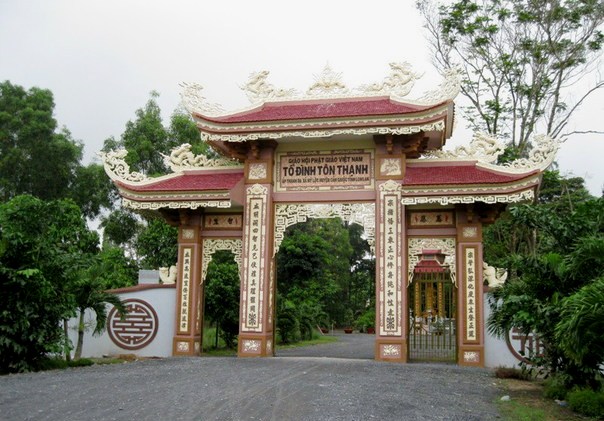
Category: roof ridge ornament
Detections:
[
  {"x1": 359, "y1": 62, "x2": 423, "y2": 98},
  {"x1": 416, "y1": 67, "x2": 461, "y2": 104},
  {"x1": 241, "y1": 71, "x2": 298, "y2": 103},
  {"x1": 179, "y1": 82, "x2": 225, "y2": 116},
  {"x1": 160, "y1": 143, "x2": 241, "y2": 172},
  {"x1": 99, "y1": 149, "x2": 148, "y2": 183},
  {"x1": 421, "y1": 132, "x2": 560, "y2": 173},
  {"x1": 182, "y1": 62, "x2": 461, "y2": 117},
  {"x1": 306, "y1": 63, "x2": 350, "y2": 96}
]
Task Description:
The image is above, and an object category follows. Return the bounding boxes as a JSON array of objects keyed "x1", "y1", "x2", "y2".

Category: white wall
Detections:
[
  {"x1": 68, "y1": 286, "x2": 176, "y2": 358},
  {"x1": 483, "y1": 292, "x2": 522, "y2": 368}
]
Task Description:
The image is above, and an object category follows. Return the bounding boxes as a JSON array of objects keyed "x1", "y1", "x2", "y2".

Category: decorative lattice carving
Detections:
[
  {"x1": 201, "y1": 121, "x2": 445, "y2": 143},
  {"x1": 99, "y1": 150, "x2": 147, "y2": 183},
  {"x1": 274, "y1": 203, "x2": 375, "y2": 255},
  {"x1": 248, "y1": 163, "x2": 267, "y2": 180},
  {"x1": 122, "y1": 198, "x2": 232, "y2": 210},
  {"x1": 401, "y1": 190, "x2": 535, "y2": 206},
  {"x1": 201, "y1": 239, "x2": 243, "y2": 283},
  {"x1": 161, "y1": 143, "x2": 240, "y2": 172},
  {"x1": 408, "y1": 238, "x2": 456, "y2": 286}
]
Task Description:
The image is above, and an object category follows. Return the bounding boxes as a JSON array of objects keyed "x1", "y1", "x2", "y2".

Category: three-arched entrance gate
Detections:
[{"x1": 102, "y1": 64, "x2": 556, "y2": 366}]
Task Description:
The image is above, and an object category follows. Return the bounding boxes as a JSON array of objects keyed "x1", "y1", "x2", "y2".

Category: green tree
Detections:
[
  {"x1": 0, "y1": 81, "x2": 113, "y2": 218},
  {"x1": 134, "y1": 218, "x2": 178, "y2": 269},
  {"x1": 276, "y1": 218, "x2": 373, "y2": 333},
  {"x1": 204, "y1": 251, "x2": 240, "y2": 349},
  {"x1": 417, "y1": 0, "x2": 604, "y2": 152},
  {"x1": 0, "y1": 196, "x2": 98, "y2": 372},
  {"x1": 0, "y1": 82, "x2": 80, "y2": 200},
  {"x1": 95, "y1": 246, "x2": 139, "y2": 290}
]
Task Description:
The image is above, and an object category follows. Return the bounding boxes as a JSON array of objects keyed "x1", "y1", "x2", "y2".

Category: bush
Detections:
[
  {"x1": 68, "y1": 358, "x2": 94, "y2": 367},
  {"x1": 277, "y1": 301, "x2": 300, "y2": 344},
  {"x1": 567, "y1": 388, "x2": 604, "y2": 418},
  {"x1": 543, "y1": 375, "x2": 570, "y2": 400},
  {"x1": 34, "y1": 357, "x2": 69, "y2": 371},
  {"x1": 494, "y1": 366, "x2": 531, "y2": 380},
  {"x1": 355, "y1": 308, "x2": 376, "y2": 333}
]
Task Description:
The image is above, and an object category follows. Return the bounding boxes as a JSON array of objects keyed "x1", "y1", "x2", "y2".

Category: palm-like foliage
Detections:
[
  {"x1": 73, "y1": 261, "x2": 127, "y2": 359},
  {"x1": 556, "y1": 277, "x2": 604, "y2": 369}
]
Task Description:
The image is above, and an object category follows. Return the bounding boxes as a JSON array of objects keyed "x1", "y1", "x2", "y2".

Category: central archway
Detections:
[{"x1": 273, "y1": 203, "x2": 376, "y2": 358}]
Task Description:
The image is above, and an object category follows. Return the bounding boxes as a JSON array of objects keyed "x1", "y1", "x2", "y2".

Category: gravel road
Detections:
[{"x1": 0, "y1": 335, "x2": 502, "y2": 421}]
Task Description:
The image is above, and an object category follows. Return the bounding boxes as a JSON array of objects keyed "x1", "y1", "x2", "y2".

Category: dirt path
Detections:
[{"x1": 0, "y1": 353, "x2": 501, "y2": 420}]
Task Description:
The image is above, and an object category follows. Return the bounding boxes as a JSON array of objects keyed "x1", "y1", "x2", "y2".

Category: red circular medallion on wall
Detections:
[
  {"x1": 505, "y1": 327, "x2": 544, "y2": 364},
  {"x1": 107, "y1": 299, "x2": 159, "y2": 350}
]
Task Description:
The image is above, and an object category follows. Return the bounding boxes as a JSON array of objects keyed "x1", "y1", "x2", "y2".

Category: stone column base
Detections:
[
  {"x1": 238, "y1": 333, "x2": 274, "y2": 357},
  {"x1": 172, "y1": 335, "x2": 201, "y2": 356},
  {"x1": 375, "y1": 338, "x2": 407, "y2": 362},
  {"x1": 458, "y1": 345, "x2": 484, "y2": 366}
]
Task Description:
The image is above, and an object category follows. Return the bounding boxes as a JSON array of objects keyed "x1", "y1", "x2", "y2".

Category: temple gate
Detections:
[{"x1": 102, "y1": 63, "x2": 558, "y2": 366}]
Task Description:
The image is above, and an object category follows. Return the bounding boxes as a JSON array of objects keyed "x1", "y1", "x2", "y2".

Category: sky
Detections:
[{"x1": 1, "y1": 0, "x2": 602, "y2": 194}]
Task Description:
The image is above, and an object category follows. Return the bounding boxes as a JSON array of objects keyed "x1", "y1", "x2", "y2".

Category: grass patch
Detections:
[
  {"x1": 202, "y1": 348, "x2": 237, "y2": 357},
  {"x1": 276, "y1": 335, "x2": 338, "y2": 350},
  {"x1": 496, "y1": 378, "x2": 589, "y2": 421}
]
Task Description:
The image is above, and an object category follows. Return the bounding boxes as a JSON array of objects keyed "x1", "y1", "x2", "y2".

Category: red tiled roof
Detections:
[
  {"x1": 414, "y1": 259, "x2": 449, "y2": 273},
  {"x1": 404, "y1": 164, "x2": 534, "y2": 186},
  {"x1": 202, "y1": 97, "x2": 442, "y2": 123},
  {"x1": 118, "y1": 171, "x2": 244, "y2": 192}
]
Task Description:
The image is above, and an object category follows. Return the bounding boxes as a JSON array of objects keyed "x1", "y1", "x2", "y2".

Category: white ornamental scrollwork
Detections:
[
  {"x1": 417, "y1": 67, "x2": 461, "y2": 104},
  {"x1": 379, "y1": 179, "x2": 403, "y2": 192},
  {"x1": 242, "y1": 339, "x2": 261, "y2": 352},
  {"x1": 360, "y1": 62, "x2": 423, "y2": 98},
  {"x1": 201, "y1": 239, "x2": 243, "y2": 283},
  {"x1": 179, "y1": 82, "x2": 225, "y2": 116},
  {"x1": 247, "y1": 184, "x2": 268, "y2": 196},
  {"x1": 161, "y1": 143, "x2": 240, "y2": 172},
  {"x1": 241, "y1": 71, "x2": 298, "y2": 103},
  {"x1": 421, "y1": 133, "x2": 560, "y2": 174},
  {"x1": 501, "y1": 134, "x2": 560, "y2": 172},
  {"x1": 423, "y1": 132, "x2": 505, "y2": 164},
  {"x1": 382, "y1": 344, "x2": 401, "y2": 357},
  {"x1": 408, "y1": 238, "x2": 456, "y2": 286},
  {"x1": 99, "y1": 150, "x2": 148, "y2": 183},
  {"x1": 274, "y1": 203, "x2": 375, "y2": 255}
]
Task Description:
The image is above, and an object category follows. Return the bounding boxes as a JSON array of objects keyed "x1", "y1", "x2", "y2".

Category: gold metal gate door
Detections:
[{"x1": 408, "y1": 276, "x2": 457, "y2": 362}]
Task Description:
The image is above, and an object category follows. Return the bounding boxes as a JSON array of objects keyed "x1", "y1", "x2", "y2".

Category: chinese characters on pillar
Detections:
[
  {"x1": 379, "y1": 180, "x2": 402, "y2": 336},
  {"x1": 465, "y1": 248, "x2": 477, "y2": 341},
  {"x1": 242, "y1": 184, "x2": 267, "y2": 332},
  {"x1": 179, "y1": 248, "x2": 192, "y2": 333}
]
